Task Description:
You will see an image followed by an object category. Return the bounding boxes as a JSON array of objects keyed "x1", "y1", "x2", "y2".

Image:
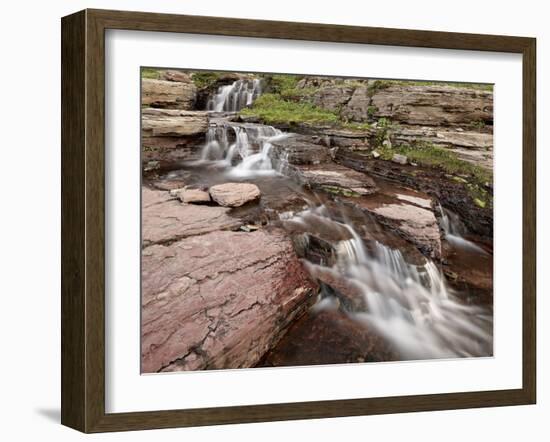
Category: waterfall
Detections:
[
  {"x1": 439, "y1": 205, "x2": 488, "y2": 254},
  {"x1": 200, "y1": 122, "x2": 288, "y2": 177},
  {"x1": 281, "y1": 205, "x2": 493, "y2": 360},
  {"x1": 207, "y1": 79, "x2": 262, "y2": 112}
]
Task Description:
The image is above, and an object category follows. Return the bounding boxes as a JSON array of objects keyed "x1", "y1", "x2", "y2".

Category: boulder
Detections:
[
  {"x1": 290, "y1": 163, "x2": 378, "y2": 196},
  {"x1": 159, "y1": 70, "x2": 193, "y2": 83},
  {"x1": 141, "y1": 108, "x2": 209, "y2": 158},
  {"x1": 141, "y1": 228, "x2": 318, "y2": 372},
  {"x1": 370, "y1": 85, "x2": 493, "y2": 126},
  {"x1": 170, "y1": 187, "x2": 211, "y2": 204},
  {"x1": 209, "y1": 183, "x2": 261, "y2": 207},
  {"x1": 141, "y1": 108, "x2": 209, "y2": 137},
  {"x1": 270, "y1": 135, "x2": 331, "y2": 165},
  {"x1": 142, "y1": 78, "x2": 197, "y2": 109},
  {"x1": 340, "y1": 86, "x2": 372, "y2": 122},
  {"x1": 312, "y1": 86, "x2": 355, "y2": 112},
  {"x1": 371, "y1": 203, "x2": 441, "y2": 259},
  {"x1": 392, "y1": 154, "x2": 408, "y2": 165},
  {"x1": 142, "y1": 187, "x2": 241, "y2": 246}
]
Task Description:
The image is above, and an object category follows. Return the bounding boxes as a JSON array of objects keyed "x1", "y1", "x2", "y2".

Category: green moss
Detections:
[
  {"x1": 469, "y1": 119, "x2": 487, "y2": 131},
  {"x1": 190, "y1": 72, "x2": 222, "y2": 89},
  {"x1": 451, "y1": 175, "x2": 468, "y2": 184},
  {"x1": 378, "y1": 142, "x2": 492, "y2": 187},
  {"x1": 141, "y1": 68, "x2": 160, "y2": 79},
  {"x1": 342, "y1": 121, "x2": 371, "y2": 131},
  {"x1": 473, "y1": 198, "x2": 487, "y2": 208},
  {"x1": 367, "y1": 106, "x2": 377, "y2": 117},
  {"x1": 241, "y1": 94, "x2": 340, "y2": 125}
]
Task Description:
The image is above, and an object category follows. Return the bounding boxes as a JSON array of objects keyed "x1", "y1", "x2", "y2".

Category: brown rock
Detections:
[
  {"x1": 209, "y1": 183, "x2": 261, "y2": 207},
  {"x1": 371, "y1": 203, "x2": 441, "y2": 258},
  {"x1": 142, "y1": 78, "x2": 197, "y2": 109},
  {"x1": 270, "y1": 135, "x2": 331, "y2": 165},
  {"x1": 392, "y1": 154, "x2": 408, "y2": 165},
  {"x1": 159, "y1": 70, "x2": 192, "y2": 83},
  {"x1": 141, "y1": 228, "x2": 318, "y2": 372},
  {"x1": 141, "y1": 108, "x2": 208, "y2": 137},
  {"x1": 341, "y1": 86, "x2": 372, "y2": 122},
  {"x1": 170, "y1": 187, "x2": 211, "y2": 204},
  {"x1": 142, "y1": 187, "x2": 241, "y2": 246},
  {"x1": 312, "y1": 86, "x2": 354, "y2": 112},
  {"x1": 290, "y1": 163, "x2": 378, "y2": 196},
  {"x1": 370, "y1": 85, "x2": 493, "y2": 126}
]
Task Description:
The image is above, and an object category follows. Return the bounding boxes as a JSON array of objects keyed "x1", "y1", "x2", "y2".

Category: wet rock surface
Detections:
[
  {"x1": 335, "y1": 149, "x2": 493, "y2": 238},
  {"x1": 288, "y1": 163, "x2": 378, "y2": 196},
  {"x1": 257, "y1": 305, "x2": 396, "y2": 367},
  {"x1": 271, "y1": 135, "x2": 331, "y2": 165},
  {"x1": 140, "y1": 71, "x2": 494, "y2": 371}
]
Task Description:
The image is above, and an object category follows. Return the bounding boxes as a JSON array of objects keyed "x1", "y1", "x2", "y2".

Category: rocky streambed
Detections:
[{"x1": 140, "y1": 70, "x2": 494, "y2": 372}]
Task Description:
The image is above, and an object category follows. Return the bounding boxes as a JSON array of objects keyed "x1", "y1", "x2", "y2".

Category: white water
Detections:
[
  {"x1": 439, "y1": 205, "x2": 488, "y2": 254},
  {"x1": 201, "y1": 78, "x2": 293, "y2": 177},
  {"x1": 281, "y1": 205, "x2": 493, "y2": 360},
  {"x1": 207, "y1": 79, "x2": 262, "y2": 112},
  {"x1": 201, "y1": 122, "x2": 289, "y2": 177}
]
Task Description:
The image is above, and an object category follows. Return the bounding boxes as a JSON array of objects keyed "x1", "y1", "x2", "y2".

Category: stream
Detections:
[{"x1": 148, "y1": 79, "x2": 493, "y2": 364}]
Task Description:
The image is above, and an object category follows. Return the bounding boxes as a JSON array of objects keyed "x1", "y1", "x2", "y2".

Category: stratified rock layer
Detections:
[
  {"x1": 370, "y1": 85, "x2": 493, "y2": 126},
  {"x1": 141, "y1": 228, "x2": 318, "y2": 372},
  {"x1": 142, "y1": 187, "x2": 241, "y2": 246},
  {"x1": 142, "y1": 77, "x2": 197, "y2": 109}
]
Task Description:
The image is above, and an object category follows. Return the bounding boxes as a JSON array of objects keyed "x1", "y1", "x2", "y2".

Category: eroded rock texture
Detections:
[
  {"x1": 142, "y1": 187, "x2": 241, "y2": 246},
  {"x1": 141, "y1": 228, "x2": 318, "y2": 372},
  {"x1": 370, "y1": 85, "x2": 493, "y2": 127},
  {"x1": 142, "y1": 77, "x2": 197, "y2": 109}
]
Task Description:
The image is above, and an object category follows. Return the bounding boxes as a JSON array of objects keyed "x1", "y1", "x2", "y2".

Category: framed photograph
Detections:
[{"x1": 61, "y1": 9, "x2": 536, "y2": 433}]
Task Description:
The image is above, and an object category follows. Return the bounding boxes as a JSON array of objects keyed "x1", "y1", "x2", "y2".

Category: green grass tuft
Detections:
[
  {"x1": 190, "y1": 72, "x2": 222, "y2": 89},
  {"x1": 141, "y1": 68, "x2": 160, "y2": 79},
  {"x1": 241, "y1": 94, "x2": 340, "y2": 125},
  {"x1": 377, "y1": 142, "x2": 492, "y2": 188}
]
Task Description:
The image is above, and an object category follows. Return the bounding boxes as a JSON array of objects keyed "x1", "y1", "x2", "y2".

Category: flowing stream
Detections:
[
  {"x1": 201, "y1": 122, "x2": 288, "y2": 177},
  {"x1": 195, "y1": 79, "x2": 493, "y2": 361},
  {"x1": 439, "y1": 205, "x2": 488, "y2": 254},
  {"x1": 281, "y1": 205, "x2": 492, "y2": 359},
  {"x1": 207, "y1": 78, "x2": 263, "y2": 112}
]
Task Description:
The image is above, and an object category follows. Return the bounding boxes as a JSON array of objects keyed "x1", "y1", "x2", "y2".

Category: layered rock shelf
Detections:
[{"x1": 140, "y1": 69, "x2": 494, "y2": 371}]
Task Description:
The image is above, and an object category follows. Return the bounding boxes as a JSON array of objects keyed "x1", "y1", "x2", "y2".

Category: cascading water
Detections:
[
  {"x1": 207, "y1": 79, "x2": 263, "y2": 112},
  {"x1": 201, "y1": 122, "x2": 288, "y2": 177},
  {"x1": 201, "y1": 77, "x2": 292, "y2": 176},
  {"x1": 281, "y1": 205, "x2": 493, "y2": 360},
  {"x1": 199, "y1": 77, "x2": 491, "y2": 361},
  {"x1": 439, "y1": 205, "x2": 488, "y2": 254}
]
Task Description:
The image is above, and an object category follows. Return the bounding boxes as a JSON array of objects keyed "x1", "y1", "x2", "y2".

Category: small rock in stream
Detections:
[
  {"x1": 209, "y1": 183, "x2": 261, "y2": 207},
  {"x1": 392, "y1": 154, "x2": 408, "y2": 165},
  {"x1": 170, "y1": 187, "x2": 211, "y2": 204}
]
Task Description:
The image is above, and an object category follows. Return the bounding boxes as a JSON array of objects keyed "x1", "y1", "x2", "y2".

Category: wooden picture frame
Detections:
[{"x1": 61, "y1": 8, "x2": 536, "y2": 433}]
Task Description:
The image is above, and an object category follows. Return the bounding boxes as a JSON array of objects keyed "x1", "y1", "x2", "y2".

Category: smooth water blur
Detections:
[
  {"x1": 281, "y1": 205, "x2": 493, "y2": 360},
  {"x1": 200, "y1": 122, "x2": 289, "y2": 177},
  {"x1": 439, "y1": 205, "x2": 488, "y2": 254},
  {"x1": 207, "y1": 79, "x2": 262, "y2": 112}
]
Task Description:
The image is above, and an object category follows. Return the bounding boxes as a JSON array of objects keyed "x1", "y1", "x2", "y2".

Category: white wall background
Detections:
[{"x1": 0, "y1": 0, "x2": 547, "y2": 440}]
